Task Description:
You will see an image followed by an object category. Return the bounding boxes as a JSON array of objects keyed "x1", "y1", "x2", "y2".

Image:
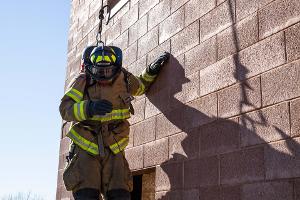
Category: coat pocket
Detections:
[{"x1": 63, "y1": 153, "x2": 82, "y2": 191}]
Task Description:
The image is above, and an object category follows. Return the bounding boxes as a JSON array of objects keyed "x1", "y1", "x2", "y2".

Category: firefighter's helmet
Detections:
[{"x1": 85, "y1": 45, "x2": 122, "y2": 81}]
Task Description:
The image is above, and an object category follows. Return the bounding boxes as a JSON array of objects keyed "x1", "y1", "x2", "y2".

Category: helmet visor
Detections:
[{"x1": 86, "y1": 64, "x2": 120, "y2": 81}]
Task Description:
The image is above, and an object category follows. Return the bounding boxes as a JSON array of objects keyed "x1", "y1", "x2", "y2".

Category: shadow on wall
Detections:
[{"x1": 146, "y1": 0, "x2": 300, "y2": 199}]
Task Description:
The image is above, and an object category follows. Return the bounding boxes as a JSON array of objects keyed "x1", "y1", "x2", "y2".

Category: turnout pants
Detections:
[{"x1": 63, "y1": 145, "x2": 133, "y2": 200}]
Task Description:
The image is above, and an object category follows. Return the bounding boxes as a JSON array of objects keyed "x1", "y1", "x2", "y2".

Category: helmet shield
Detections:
[{"x1": 86, "y1": 63, "x2": 120, "y2": 81}]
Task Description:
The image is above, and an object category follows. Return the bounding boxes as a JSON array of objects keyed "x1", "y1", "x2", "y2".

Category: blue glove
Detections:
[{"x1": 87, "y1": 100, "x2": 113, "y2": 117}]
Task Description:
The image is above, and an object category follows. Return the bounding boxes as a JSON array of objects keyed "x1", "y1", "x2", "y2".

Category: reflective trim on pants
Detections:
[
  {"x1": 67, "y1": 128, "x2": 99, "y2": 155},
  {"x1": 109, "y1": 137, "x2": 129, "y2": 154}
]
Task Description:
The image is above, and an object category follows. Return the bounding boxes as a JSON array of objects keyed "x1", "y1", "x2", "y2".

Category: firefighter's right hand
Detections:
[{"x1": 87, "y1": 100, "x2": 113, "y2": 117}]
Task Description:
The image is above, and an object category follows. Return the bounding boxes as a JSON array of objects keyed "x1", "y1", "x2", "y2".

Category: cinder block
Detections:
[
  {"x1": 200, "y1": 186, "x2": 240, "y2": 200},
  {"x1": 199, "y1": 186, "x2": 220, "y2": 200},
  {"x1": 87, "y1": 26, "x2": 98, "y2": 46},
  {"x1": 165, "y1": 190, "x2": 182, "y2": 200},
  {"x1": 185, "y1": 36, "x2": 217, "y2": 76},
  {"x1": 220, "y1": 147, "x2": 265, "y2": 184},
  {"x1": 217, "y1": 13, "x2": 258, "y2": 60},
  {"x1": 286, "y1": 22, "x2": 300, "y2": 62},
  {"x1": 259, "y1": 0, "x2": 300, "y2": 39},
  {"x1": 262, "y1": 60, "x2": 300, "y2": 106},
  {"x1": 171, "y1": 20, "x2": 200, "y2": 57},
  {"x1": 130, "y1": 0, "x2": 139, "y2": 7},
  {"x1": 156, "y1": 112, "x2": 182, "y2": 139},
  {"x1": 125, "y1": 145, "x2": 144, "y2": 170},
  {"x1": 120, "y1": 3, "x2": 138, "y2": 32},
  {"x1": 106, "y1": 21, "x2": 121, "y2": 45},
  {"x1": 75, "y1": 37, "x2": 88, "y2": 58},
  {"x1": 200, "y1": 0, "x2": 235, "y2": 42},
  {"x1": 199, "y1": 55, "x2": 236, "y2": 96},
  {"x1": 128, "y1": 56, "x2": 147, "y2": 76},
  {"x1": 185, "y1": 93, "x2": 218, "y2": 129},
  {"x1": 242, "y1": 181, "x2": 294, "y2": 200},
  {"x1": 155, "y1": 191, "x2": 168, "y2": 200},
  {"x1": 184, "y1": 156, "x2": 219, "y2": 188},
  {"x1": 138, "y1": 26, "x2": 159, "y2": 58},
  {"x1": 295, "y1": 179, "x2": 300, "y2": 200},
  {"x1": 184, "y1": 0, "x2": 215, "y2": 26},
  {"x1": 240, "y1": 103, "x2": 290, "y2": 147},
  {"x1": 169, "y1": 130, "x2": 200, "y2": 162},
  {"x1": 112, "y1": 30, "x2": 129, "y2": 51},
  {"x1": 171, "y1": 71, "x2": 200, "y2": 105},
  {"x1": 77, "y1": 5, "x2": 89, "y2": 29},
  {"x1": 128, "y1": 98, "x2": 145, "y2": 125},
  {"x1": 144, "y1": 138, "x2": 169, "y2": 167},
  {"x1": 221, "y1": 186, "x2": 241, "y2": 200},
  {"x1": 57, "y1": 169, "x2": 64, "y2": 187},
  {"x1": 239, "y1": 32, "x2": 285, "y2": 79},
  {"x1": 171, "y1": 0, "x2": 189, "y2": 13},
  {"x1": 236, "y1": 0, "x2": 273, "y2": 21},
  {"x1": 148, "y1": 0, "x2": 171, "y2": 30},
  {"x1": 159, "y1": 7, "x2": 184, "y2": 44},
  {"x1": 82, "y1": 14, "x2": 97, "y2": 38},
  {"x1": 60, "y1": 137, "x2": 71, "y2": 155},
  {"x1": 129, "y1": 15, "x2": 148, "y2": 45},
  {"x1": 112, "y1": 3, "x2": 130, "y2": 24},
  {"x1": 265, "y1": 137, "x2": 300, "y2": 179},
  {"x1": 144, "y1": 88, "x2": 167, "y2": 119},
  {"x1": 132, "y1": 116, "x2": 156, "y2": 145},
  {"x1": 156, "y1": 163, "x2": 183, "y2": 191},
  {"x1": 200, "y1": 118, "x2": 240, "y2": 157},
  {"x1": 147, "y1": 40, "x2": 171, "y2": 65},
  {"x1": 291, "y1": 99, "x2": 300, "y2": 137},
  {"x1": 218, "y1": 77, "x2": 261, "y2": 118},
  {"x1": 89, "y1": 0, "x2": 101, "y2": 17},
  {"x1": 123, "y1": 42, "x2": 138, "y2": 67},
  {"x1": 139, "y1": 0, "x2": 160, "y2": 18},
  {"x1": 182, "y1": 189, "x2": 199, "y2": 200},
  {"x1": 58, "y1": 153, "x2": 67, "y2": 171},
  {"x1": 155, "y1": 54, "x2": 185, "y2": 91}
]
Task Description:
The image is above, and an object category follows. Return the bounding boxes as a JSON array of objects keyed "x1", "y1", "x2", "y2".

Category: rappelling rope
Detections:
[{"x1": 96, "y1": 0, "x2": 111, "y2": 46}]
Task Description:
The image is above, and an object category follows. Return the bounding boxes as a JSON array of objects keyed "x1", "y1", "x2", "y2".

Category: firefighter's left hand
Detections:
[{"x1": 148, "y1": 52, "x2": 170, "y2": 75}]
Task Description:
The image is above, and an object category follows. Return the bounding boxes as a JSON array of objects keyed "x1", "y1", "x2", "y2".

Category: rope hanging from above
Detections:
[{"x1": 96, "y1": 0, "x2": 111, "y2": 46}]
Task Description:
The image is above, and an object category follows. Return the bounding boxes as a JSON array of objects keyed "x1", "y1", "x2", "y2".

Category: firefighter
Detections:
[{"x1": 59, "y1": 44, "x2": 170, "y2": 200}]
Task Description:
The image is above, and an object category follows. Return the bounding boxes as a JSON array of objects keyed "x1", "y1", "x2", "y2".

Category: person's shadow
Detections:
[{"x1": 145, "y1": 55, "x2": 300, "y2": 199}]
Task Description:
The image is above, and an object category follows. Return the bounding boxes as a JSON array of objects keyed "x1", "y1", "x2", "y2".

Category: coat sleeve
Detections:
[
  {"x1": 126, "y1": 68, "x2": 158, "y2": 96},
  {"x1": 59, "y1": 73, "x2": 90, "y2": 122}
]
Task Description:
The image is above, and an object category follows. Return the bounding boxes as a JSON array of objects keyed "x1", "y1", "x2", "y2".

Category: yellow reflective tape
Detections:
[
  {"x1": 91, "y1": 55, "x2": 96, "y2": 63},
  {"x1": 73, "y1": 103, "x2": 82, "y2": 121},
  {"x1": 91, "y1": 109, "x2": 131, "y2": 122},
  {"x1": 79, "y1": 101, "x2": 86, "y2": 120},
  {"x1": 66, "y1": 92, "x2": 80, "y2": 103},
  {"x1": 96, "y1": 55, "x2": 112, "y2": 63},
  {"x1": 65, "y1": 88, "x2": 83, "y2": 103},
  {"x1": 71, "y1": 88, "x2": 83, "y2": 98},
  {"x1": 134, "y1": 78, "x2": 146, "y2": 96},
  {"x1": 110, "y1": 137, "x2": 129, "y2": 154},
  {"x1": 111, "y1": 55, "x2": 116, "y2": 62},
  {"x1": 141, "y1": 69, "x2": 157, "y2": 82},
  {"x1": 110, "y1": 47, "x2": 115, "y2": 54},
  {"x1": 67, "y1": 128, "x2": 99, "y2": 155}
]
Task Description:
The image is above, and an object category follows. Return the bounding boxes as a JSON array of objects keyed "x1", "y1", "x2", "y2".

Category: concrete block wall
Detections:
[{"x1": 57, "y1": 0, "x2": 300, "y2": 199}]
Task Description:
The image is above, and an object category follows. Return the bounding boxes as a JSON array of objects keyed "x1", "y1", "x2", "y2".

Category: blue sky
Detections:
[{"x1": 0, "y1": 1, "x2": 70, "y2": 199}]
